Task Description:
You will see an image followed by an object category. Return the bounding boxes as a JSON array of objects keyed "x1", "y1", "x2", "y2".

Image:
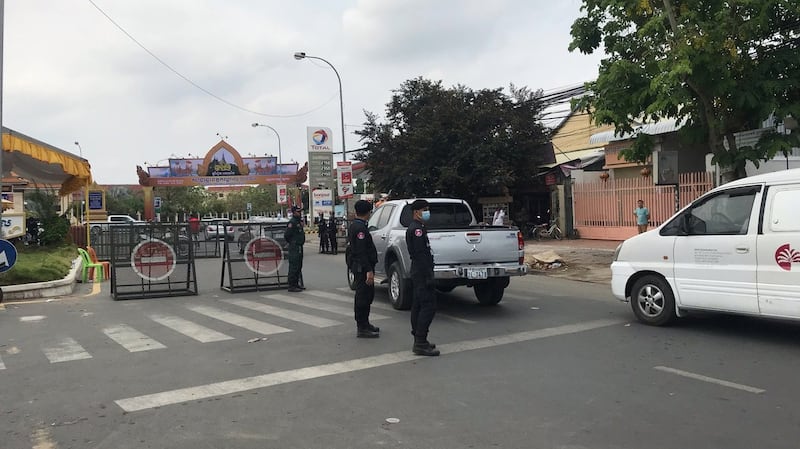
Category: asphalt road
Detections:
[{"x1": 2, "y1": 244, "x2": 800, "y2": 448}]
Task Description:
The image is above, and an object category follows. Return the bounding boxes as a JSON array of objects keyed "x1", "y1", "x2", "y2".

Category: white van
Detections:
[{"x1": 611, "y1": 168, "x2": 800, "y2": 325}]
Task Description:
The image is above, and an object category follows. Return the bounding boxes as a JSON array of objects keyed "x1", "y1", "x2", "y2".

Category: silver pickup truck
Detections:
[{"x1": 349, "y1": 198, "x2": 527, "y2": 309}]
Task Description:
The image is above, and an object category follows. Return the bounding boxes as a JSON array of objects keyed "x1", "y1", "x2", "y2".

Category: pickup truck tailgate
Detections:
[{"x1": 428, "y1": 228, "x2": 521, "y2": 265}]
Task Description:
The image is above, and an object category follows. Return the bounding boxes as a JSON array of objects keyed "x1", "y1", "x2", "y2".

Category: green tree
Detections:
[
  {"x1": 356, "y1": 78, "x2": 551, "y2": 206},
  {"x1": 25, "y1": 186, "x2": 69, "y2": 246},
  {"x1": 569, "y1": 0, "x2": 800, "y2": 181},
  {"x1": 105, "y1": 186, "x2": 144, "y2": 216},
  {"x1": 154, "y1": 186, "x2": 209, "y2": 215}
]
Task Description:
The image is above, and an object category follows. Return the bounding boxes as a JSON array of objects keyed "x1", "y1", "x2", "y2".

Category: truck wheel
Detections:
[
  {"x1": 346, "y1": 267, "x2": 356, "y2": 291},
  {"x1": 630, "y1": 275, "x2": 676, "y2": 326},
  {"x1": 388, "y1": 262, "x2": 412, "y2": 310},
  {"x1": 474, "y1": 279, "x2": 504, "y2": 306}
]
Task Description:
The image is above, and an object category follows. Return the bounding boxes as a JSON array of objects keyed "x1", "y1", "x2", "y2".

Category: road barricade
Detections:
[
  {"x1": 108, "y1": 223, "x2": 198, "y2": 300},
  {"x1": 221, "y1": 223, "x2": 290, "y2": 293}
]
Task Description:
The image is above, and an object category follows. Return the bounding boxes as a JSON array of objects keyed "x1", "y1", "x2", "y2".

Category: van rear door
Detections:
[{"x1": 757, "y1": 183, "x2": 800, "y2": 318}]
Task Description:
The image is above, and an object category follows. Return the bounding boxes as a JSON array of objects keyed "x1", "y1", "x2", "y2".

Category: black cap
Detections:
[
  {"x1": 354, "y1": 200, "x2": 372, "y2": 215},
  {"x1": 410, "y1": 199, "x2": 429, "y2": 211}
]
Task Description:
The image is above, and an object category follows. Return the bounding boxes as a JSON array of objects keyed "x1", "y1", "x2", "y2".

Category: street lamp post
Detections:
[
  {"x1": 251, "y1": 123, "x2": 283, "y2": 215},
  {"x1": 294, "y1": 51, "x2": 348, "y2": 217}
]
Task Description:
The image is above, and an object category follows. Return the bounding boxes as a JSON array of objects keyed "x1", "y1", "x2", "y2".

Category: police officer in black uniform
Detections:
[
  {"x1": 405, "y1": 199, "x2": 440, "y2": 356},
  {"x1": 284, "y1": 205, "x2": 305, "y2": 292},
  {"x1": 348, "y1": 200, "x2": 379, "y2": 338}
]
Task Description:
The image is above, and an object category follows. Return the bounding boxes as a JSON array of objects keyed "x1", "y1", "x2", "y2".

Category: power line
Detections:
[{"x1": 87, "y1": 0, "x2": 338, "y2": 119}]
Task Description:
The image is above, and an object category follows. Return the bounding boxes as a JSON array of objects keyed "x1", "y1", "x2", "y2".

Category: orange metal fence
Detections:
[{"x1": 573, "y1": 172, "x2": 715, "y2": 240}]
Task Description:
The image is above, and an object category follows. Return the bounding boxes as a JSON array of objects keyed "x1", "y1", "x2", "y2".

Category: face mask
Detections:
[{"x1": 421, "y1": 210, "x2": 431, "y2": 221}]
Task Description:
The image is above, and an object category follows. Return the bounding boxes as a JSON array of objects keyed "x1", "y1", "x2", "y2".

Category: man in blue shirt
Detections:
[{"x1": 634, "y1": 199, "x2": 650, "y2": 234}]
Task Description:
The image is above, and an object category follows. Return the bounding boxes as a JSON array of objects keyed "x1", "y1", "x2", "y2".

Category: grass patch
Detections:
[{"x1": 0, "y1": 244, "x2": 78, "y2": 286}]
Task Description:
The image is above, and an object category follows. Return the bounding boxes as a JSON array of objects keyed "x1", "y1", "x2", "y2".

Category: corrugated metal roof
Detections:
[
  {"x1": 589, "y1": 118, "x2": 686, "y2": 144},
  {"x1": 540, "y1": 147, "x2": 606, "y2": 168}
]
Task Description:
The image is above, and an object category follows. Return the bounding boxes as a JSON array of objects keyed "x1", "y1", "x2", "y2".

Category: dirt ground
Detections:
[{"x1": 524, "y1": 239, "x2": 620, "y2": 284}]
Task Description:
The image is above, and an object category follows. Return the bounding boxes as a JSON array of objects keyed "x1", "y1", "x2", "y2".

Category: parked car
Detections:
[
  {"x1": 203, "y1": 219, "x2": 234, "y2": 241},
  {"x1": 612, "y1": 168, "x2": 800, "y2": 326}
]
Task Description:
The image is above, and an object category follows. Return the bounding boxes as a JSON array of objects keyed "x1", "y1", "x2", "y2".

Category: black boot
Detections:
[
  {"x1": 367, "y1": 323, "x2": 380, "y2": 333},
  {"x1": 357, "y1": 328, "x2": 379, "y2": 338},
  {"x1": 412, "y1": 336, "x2": 440, "y2": 356},
  {"x1": 410, "y1": 331, "x2": 433, "y2": 348}
]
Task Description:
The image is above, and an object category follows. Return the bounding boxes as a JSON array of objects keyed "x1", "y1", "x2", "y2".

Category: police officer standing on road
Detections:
[
  {"x1": 284, "y1": 205, "x2": 306, "y2": 292},
  {"x1": 348, "y1": 200, "x2": 380, "y2": 338},
  {"x1": 405, "y1": 199, "x2": 440, "y2": 356}
]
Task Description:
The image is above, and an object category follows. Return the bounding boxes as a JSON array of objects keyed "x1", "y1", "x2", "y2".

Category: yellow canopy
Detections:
[{"x1": 2, "y1": 128, "x2": 92, "y2": 195}]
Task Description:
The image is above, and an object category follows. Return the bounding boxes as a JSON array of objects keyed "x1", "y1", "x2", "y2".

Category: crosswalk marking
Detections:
[
  {"x1": 149, "y1": 315, "x2": 234, "y2": 343},
  {"x1": 0, "y1": 355, "x2": 5, "y2": 370},
  {"x1": 104, "y1": 325, "x2": 167, "y2": 352},
  {"x1": 42, "y1": 337, "x2": 92, "y2": 363},
  {"x1": 186, "y1": 305, "x2": 292, "y2": 336},
  {"x1": 223, "y1": 299, "x2": 342, "y2": 328},
  {"x1": 331, "y1": 288, "x2": 477, "y2": 324},
  {"x1": 306, "y1": 290, "x2": 395, "y2": 312},
  {"x1": 265, "y1": 294, "x2": 389, "y2": 320}
]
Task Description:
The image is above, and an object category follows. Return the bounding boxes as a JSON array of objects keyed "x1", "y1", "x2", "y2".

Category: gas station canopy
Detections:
[{"x1": 1, "y1": 127, "x2": 92, "y2": 195}]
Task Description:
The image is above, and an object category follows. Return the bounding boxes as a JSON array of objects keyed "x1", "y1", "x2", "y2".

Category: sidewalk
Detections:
[{"x1": 524, "y1": 239, "x2": 621, "y2": 284}]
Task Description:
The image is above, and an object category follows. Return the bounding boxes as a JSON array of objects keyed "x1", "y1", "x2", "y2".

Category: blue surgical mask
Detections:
[{"x1": 421, "y1": 210, "x2": 431, "y2": 221}]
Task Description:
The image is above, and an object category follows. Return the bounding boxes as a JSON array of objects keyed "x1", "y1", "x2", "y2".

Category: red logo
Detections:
[
  {"x1": 775, "y1": 244, "x2": 800, "y2": 271},
  {"x1": 244, "y1": 237, "x2": 284, "y2": 276},
  {"x1": 357, "y1": 231, "x2": 365, "y2": 239},
  {"x1": 414, "y1": 229, "x2": 423, "y2": 237},
  {"x1": 131, "y1": 239, "x2": 176, "y2": 281}
]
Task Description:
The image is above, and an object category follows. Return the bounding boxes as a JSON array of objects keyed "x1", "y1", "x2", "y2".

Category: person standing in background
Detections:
[
  {"x1": 634, "y1": 200, "x2": 650, "y2": 234},
  {"x1": 492, "y1": 207, "x2": 506, "y2": 226}
]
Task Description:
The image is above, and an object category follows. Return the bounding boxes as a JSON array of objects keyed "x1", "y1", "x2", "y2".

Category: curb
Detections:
[{"x1": 1, "y1": 257, "x2": 82, "y2": 302}]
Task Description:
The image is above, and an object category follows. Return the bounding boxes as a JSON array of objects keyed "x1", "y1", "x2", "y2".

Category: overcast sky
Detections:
[{"x1": 3, "y1": 0, "x2": 603, "y2": 185}]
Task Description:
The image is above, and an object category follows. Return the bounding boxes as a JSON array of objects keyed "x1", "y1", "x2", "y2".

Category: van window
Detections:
[
  {"x1": 769, "y1": 188, "x2": 800, "y2": 232},
  {"x1": 399, "y1": 202, "x2": 473, "y2": 228},
  {"x1": 685, "y1": 186, "x2": 759, "y2": 235}
]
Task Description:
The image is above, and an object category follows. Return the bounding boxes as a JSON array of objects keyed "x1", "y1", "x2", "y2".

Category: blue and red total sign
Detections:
[
  {"x1": 244, "y1": 237, "x2": 284, "y2": 276},
  {"x1": 130, "y1": 239, "x2": 176, "y2": 281}
]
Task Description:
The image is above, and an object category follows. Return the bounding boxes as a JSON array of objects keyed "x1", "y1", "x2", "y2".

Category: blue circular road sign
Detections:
[{"x1": 0, "y1": 239, "x2": 18, "y2": 273}]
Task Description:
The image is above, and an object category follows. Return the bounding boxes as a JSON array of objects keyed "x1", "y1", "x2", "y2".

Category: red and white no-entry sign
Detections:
[
  {"x1": 244, "y1": 237, "x2": 284, "y2": 276},
  {"x1": 131, "y1": 238, "x2": 177, "y2": 281}
]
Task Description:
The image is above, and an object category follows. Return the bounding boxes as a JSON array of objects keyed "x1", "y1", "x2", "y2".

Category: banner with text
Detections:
[
  {"x1": 337, "y1": 161, "x2": 353, "y2": 199},
  {"x1": 277, "y1": 184, "x2": 287, "y2": 205},
  {"x1": 311, "y1": 188, "x2": 334, "y2": 217}
]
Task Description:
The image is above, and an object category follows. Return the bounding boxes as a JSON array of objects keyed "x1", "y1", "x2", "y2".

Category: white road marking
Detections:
[
  {"x1": 186, "y1": 305, "x2": 292, "y2": 336},
  {"x1": 0, "y1": 355, "x2": 5, "y2": 370},
  {"x1": 42, "y1": 337, "x2": 92, "y2": 363},
  {"x1": 306, "y1": 290, "x2": 395, "y2": 311},
  {"x1": 265, "y1": 294, "x2": 389, "y2": 320},
  {"x1": 20, "y1": 315, "x2": 46, "y2": 322},
  {"x1": 103, "y1": 325, "x2": 167, "y2": 352},
  {"x1": 316, "y1": 289, "x2": 476, "y2": 323},
  {"x1": 149, "y1": 314, "x2": 234, "y2": 343},
  {"x1": 654, "y1": 366, "x2": 766, "y2": 394},
  {"x1": 224, "y1": 299, "x2": 342, "y2": 328},
  {"x1": 115, "y1": 318, "x2": 622, "y2": 412}
]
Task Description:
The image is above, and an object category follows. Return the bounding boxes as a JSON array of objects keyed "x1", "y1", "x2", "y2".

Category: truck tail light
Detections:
[{"x1": 517, "y1": 231, "x2": 525, "y2": 265}]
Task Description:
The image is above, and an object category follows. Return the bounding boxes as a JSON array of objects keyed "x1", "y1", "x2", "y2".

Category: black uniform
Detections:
[
  {"x1": 284, "y1": 215, "x2": 305, "y2": 289},
  {"x1": 405, "y1": 218, "x2": 436, "y2": 342},
  {"x1": 348, "y1": 218, "x2": 378, "y2": 330}
]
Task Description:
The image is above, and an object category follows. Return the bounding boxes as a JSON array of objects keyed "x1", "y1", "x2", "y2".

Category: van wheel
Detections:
[
  {"x1": 388, "y1": 262, "x2": 412, "y2": 310},
  {"x1": 630, "y1": 275, "x2": 676, "y2": 326},
  {"x1": 346, "y1": 267, "x2": 356, "y2": 291}
]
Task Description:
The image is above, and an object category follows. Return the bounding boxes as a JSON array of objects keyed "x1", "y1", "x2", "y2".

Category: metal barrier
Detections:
[
  {"x1": 108, "y1": 223, "x2": 198, "y2": 300},
  {"x1": 91, "y1": 222, "x2": 225, "y2": 260},
  {"x1": 221, "y1": 223, "x2": 290, "y2": 293}
]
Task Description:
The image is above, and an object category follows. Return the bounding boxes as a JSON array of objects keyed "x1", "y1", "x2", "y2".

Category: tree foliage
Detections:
[
  {"x1": 355, "y1": 78, "x2": 551, "y2": 205},
  {"x1": 570, "y1": 0, "x2": 800, "y2": 180},
  {"x1": 105, "y1": 186, "x2": 144, "y2": 216}
]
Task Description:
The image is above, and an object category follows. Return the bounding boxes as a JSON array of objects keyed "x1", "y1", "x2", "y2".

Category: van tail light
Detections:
[{"x1": 517, "y1": 231, "x2": 525, "y2": 265}]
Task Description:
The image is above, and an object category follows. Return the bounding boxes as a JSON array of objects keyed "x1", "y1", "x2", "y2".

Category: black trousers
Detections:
[
  {"x1": 287, "y1": 245, "x2": 303, "y2": 287},
  {"x1": 353, "y1": 271, "x2": 375, "y2": 328},
  {"x1": 410, "y1": 272, "x2": 436, "y2": 340}
]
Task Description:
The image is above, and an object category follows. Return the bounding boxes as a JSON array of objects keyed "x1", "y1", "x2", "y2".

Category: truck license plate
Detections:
[{"x1": 467, "y1": 268, "x2": 488, "y2": 279}]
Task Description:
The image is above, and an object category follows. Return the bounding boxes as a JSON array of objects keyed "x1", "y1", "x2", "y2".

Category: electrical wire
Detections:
[{"x1": 87, "y1": 0, "x2": 338, "y2": 118}]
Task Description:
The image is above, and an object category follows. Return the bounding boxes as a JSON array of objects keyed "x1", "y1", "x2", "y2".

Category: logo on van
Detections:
[{"x1": 775, "y1": 244, "x2": 800, "y2": 271}]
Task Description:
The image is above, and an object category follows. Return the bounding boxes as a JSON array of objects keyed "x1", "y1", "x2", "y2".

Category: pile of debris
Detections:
[{"x1": 526, "y1": 250, "x2": 567, "y2": 271}]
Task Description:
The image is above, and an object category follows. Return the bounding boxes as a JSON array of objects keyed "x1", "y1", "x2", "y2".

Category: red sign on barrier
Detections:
[
  {"x1": 131, "y1": 239, "x2": 176, "y2": 281},
  {"x1": 244, "y1": 237, "x2": 284, "y2": 276}
]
